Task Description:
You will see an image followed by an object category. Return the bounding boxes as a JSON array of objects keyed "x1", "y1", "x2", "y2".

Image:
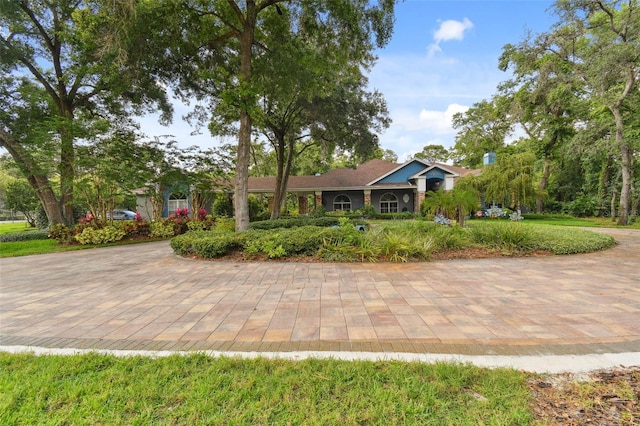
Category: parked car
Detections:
[{"x1": 109, "y1": 209, "x2": 137, "y2": 220}]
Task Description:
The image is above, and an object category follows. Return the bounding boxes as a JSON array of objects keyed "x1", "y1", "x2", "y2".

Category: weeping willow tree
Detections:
[
  {"x1": 484, "y1": 152, "x2": 538, "y2": 212},
  {"x1": 456, "y1": 152, "x2": 539, "y2": 214},
  {"x1": 421, "y1": 188, "x2": 479, "y2": 227}
]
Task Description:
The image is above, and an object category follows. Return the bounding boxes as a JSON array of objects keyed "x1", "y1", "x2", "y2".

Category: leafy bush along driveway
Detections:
[{"x1": 171, "y1": 220, "x2": 617, "y2": 262}]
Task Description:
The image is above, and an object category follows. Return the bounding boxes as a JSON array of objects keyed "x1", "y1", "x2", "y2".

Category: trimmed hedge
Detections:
[
  {"x1": 171, "y1": 230, "x2": 244, "y2": 257},
  {"x1": 0, "y1": 230, "x2": 50, "y2": 243},
  {"x1": 249, "y1": 216, "x2": 340, "y2": 230},
  {"x1": 171, "y1": 227, "x2": 342, "y2": 259}
]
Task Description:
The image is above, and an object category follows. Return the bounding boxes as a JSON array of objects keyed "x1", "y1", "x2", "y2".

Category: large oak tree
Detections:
[
  {"x1": 107, "y1": 0, "x2": 396, "y2": 230},
  {"x1": 0, "y1": 0, "x2": 170, "y2": 225}
]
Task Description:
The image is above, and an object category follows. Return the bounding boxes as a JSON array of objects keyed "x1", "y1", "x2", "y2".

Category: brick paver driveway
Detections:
[{"x1": 1, "y1": 228, "x2": 638, "y2": 356}]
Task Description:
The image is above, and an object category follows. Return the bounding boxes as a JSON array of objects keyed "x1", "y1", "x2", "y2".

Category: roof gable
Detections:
[
  {"x1": 410, "y1": 164, "x2": 460, "y2": 180},
  {"x1": 368, "y1": 159, "x2": 430, "y2": 185}
]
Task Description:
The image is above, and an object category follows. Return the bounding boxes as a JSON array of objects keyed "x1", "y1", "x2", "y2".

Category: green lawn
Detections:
[
  {"x1": 520, "y1": 214, "x2": 640, "y2": 228},
  {"x1": 0, "y1": 222, "x2": 39, "y2": 234},
  {"x1": 0, "y1": 352, "x2": 534, "y2": 425},
  {"x1": 0, "y1": 239, "x2": 91, "y2": 257}
]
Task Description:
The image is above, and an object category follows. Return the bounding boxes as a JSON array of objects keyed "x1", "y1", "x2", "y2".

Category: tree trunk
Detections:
[
  {"x1": 597, "y1": 156, "x2": 611, "y2": 217},
  {"x1": 611, "y1": 191, "x2": 617, "y2": 222},
  {"x1": 234, "y1": 1, "x2": 257, "y2": 232},
  {"x1": 59, "y1": 118, "x2": 75, "y2": 225},
  {"x1": 536, "y1": 156, "x2": 551, "y2": 213},
  {"x1": 457, "y1": 205, "x2": 465, "y2": 227},
  {"x1": 0, "y1": 129, "x2": 65, "y2": 226},
  {"x1": 612, "y1": 106, "x2": 631, "y2": 226},
  {"x1": 270, "y1": 134, "x2": 286, "y2": 220},
  {"x1": 280, "y1": 137, "x2": 295, "y2": 216},
  {"x1": 631, "y1": 182, "x2": 638, "y2": 221}
]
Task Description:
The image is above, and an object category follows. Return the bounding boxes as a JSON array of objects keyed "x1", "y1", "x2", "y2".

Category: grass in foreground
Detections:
[{"x1": 0, "y1": 352, "x2": 533, "y2": 425}]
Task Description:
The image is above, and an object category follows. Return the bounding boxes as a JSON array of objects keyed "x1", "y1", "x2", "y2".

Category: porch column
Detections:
[
  {"x1": 363, "y1": 189, "x2": 371, "y2": 207},
  {"x1": 415, "y1": 190, "x2": 425, "y2": 214},
  {"x1": 268, "y1": 196, "x2": 274, "y2": 212},
  {"x1": 315, "y1": 191, "x2": 322, "y2": 209},
  {"x1": 298, "y1": 195, "x2": 308, "y2": 215}
]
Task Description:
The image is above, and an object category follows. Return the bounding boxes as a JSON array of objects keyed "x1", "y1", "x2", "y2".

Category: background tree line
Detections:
[
  {"x1": 443, "y1": 0, "x2": 639, "y2": 225},
  {"x1": 1, "y1": 0, "x2": 638, "y2": 228}
]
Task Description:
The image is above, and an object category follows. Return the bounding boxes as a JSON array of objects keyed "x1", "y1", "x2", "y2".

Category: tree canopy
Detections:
[
  {"x1": 0, "y1": 0, "x2": 170, "y2": 225},
  {"x1": 101, "y1": 0, "x2": 397, "y2": 229}
]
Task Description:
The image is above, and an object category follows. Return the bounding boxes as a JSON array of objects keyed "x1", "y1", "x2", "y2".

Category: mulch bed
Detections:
[{"x1": 528, "y1": 366, "x2": 639, "y2": 425}]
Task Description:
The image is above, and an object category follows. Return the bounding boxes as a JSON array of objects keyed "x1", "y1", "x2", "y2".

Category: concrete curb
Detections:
[{"x1": 2, "y1": 345, "x2": 638, "y2": 374}]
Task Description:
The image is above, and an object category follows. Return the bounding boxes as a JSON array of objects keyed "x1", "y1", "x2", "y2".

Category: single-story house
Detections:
[
  {"x1": 245, "y1": 158, "x2": 478, "y2": 214},
  {"x1": 134, "y1": 158, "x2": 478, "y2": 219}
]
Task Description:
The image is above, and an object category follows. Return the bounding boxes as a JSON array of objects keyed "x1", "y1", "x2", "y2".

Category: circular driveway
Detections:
[{"x1": 1, "y1": 228, "x2": 639, "y2": 356}]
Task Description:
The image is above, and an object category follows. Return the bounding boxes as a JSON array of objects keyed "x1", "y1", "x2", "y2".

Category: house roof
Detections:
[
  {"x1": 236, "y1": 159, "x2": 475, "y2": 193},
  {"x1": 246, "y1": 159, "x2": 402, "y2": 193}
]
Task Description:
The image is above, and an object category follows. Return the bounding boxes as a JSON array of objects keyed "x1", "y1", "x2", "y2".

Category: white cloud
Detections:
[
  {"x1": 377, "y1": 104, "x2": 470, "y2": 162},
  {"x1": 428, "y1": 17, "x2": 474, "y2": 57},
  {"x1": 418, "y1": 103, "x2": 469, "y2": 134},
  {"x1": 434, "y1": 18, "x2": 474, "y2": 42}
]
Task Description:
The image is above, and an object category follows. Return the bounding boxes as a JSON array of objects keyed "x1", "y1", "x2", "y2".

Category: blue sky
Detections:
[{"x1": 138, "y1": 0, "x2": 557, "y2": 163}]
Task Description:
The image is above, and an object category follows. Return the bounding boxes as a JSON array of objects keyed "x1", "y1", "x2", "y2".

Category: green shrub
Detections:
[
  {"x1": 430, "y1": 225, "x2": 471, "y2": 250},
  {"x1": 374, "y1": 211, "x2": 415, "y2": 220},
  {"x1": 318, "y1": 220, "x2": 433, "y2": 263},
  {"x1": 310, "y1": 205, "x2": 326, "y2": 217},
  {"x1": 244, "y1": 226, "x2": 337, "y2": 258},
  {"x1": 149, "y1": 222, "x2": 175, "y2": 238},
  {"x1": 214, "y1": 216, "x2": 236, "y2": 232},
  {"x1": 376, "y1": 230, "x2": 413, "y2": 262},
  {"x1": 567, "y1": 195, "x2": 598, "y2": 217},
  {"x1": 170, "y1": 230, "x2": 210, "y2": 255},
  {"x1": 318, "y1": 236, "x2": 357, "y2": 262},
  {"x1": 531, "y1": 226, "x2": 616, "y2": 254},
  {"x1": 191, "y1": 233, "x2": 239, "y2": 258},
  {"x1": 369, "y1": 225, "x2": 435, "y2": 261},
  {"x1": 362, "y1": 204, "x2": 378, "y2": 218},
  {"x1": 75, "y1": 226, "x2": 126, "y2": 245},
  {"x1": 212, "y1": 195, "x2": 233, "y2": 217},
  {"x1": 187, "y1": 220, "x2": 210, "y2": 232},
  {"x1": 48, "y1": 223, "x2": 74, "y2": 244},
  {"x1": 249, "y1": 216, "x2": 339, "y2": 230},
  {"x1": 171, "y1": 231, "x2": 240, "y2": 258},
  {"x1": 248, "y1": 194, "x2": 269, "y2": 221},
  {"x1": 522, "y1": 213, "x2": 573, "y2": 220},
  {"x1": 170, "y1": 220, "x2": 616, "y2": 262},
  {"x1": 115, "y1": 220, "x2": 150, "y2": 238},
  {"x1": 469, "y1": 222, "x2": 535, "y2": 251},
  {"x1": 0, "y1": 230, "x2": 50, "y2": 243}
]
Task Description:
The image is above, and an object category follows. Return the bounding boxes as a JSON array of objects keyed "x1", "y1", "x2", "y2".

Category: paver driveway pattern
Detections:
[{"x1": 1, "y1": 228, "x2": 639, "y2": 356}]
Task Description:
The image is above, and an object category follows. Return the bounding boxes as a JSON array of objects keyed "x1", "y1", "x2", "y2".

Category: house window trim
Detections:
[
  {"x1": 380, "y1": 192, "x2": 398, "y2": 213},
  {"x1": 333, "y1": 194, "x2": 352, "y2": 211},
  {"x1": 168, "y1": 192, "x2": 188, "y2": 215}
]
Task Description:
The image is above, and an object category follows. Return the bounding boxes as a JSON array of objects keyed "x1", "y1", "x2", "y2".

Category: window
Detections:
[
  {"x1": 168, "y1": 193, "x2": 188, "y2": 214},
  {"x1": 380, "y1": 193, "x2": 398, "y2": 213},
  {"x1": 333, "y1": 194, "x2": 352, "y2": 211}
]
